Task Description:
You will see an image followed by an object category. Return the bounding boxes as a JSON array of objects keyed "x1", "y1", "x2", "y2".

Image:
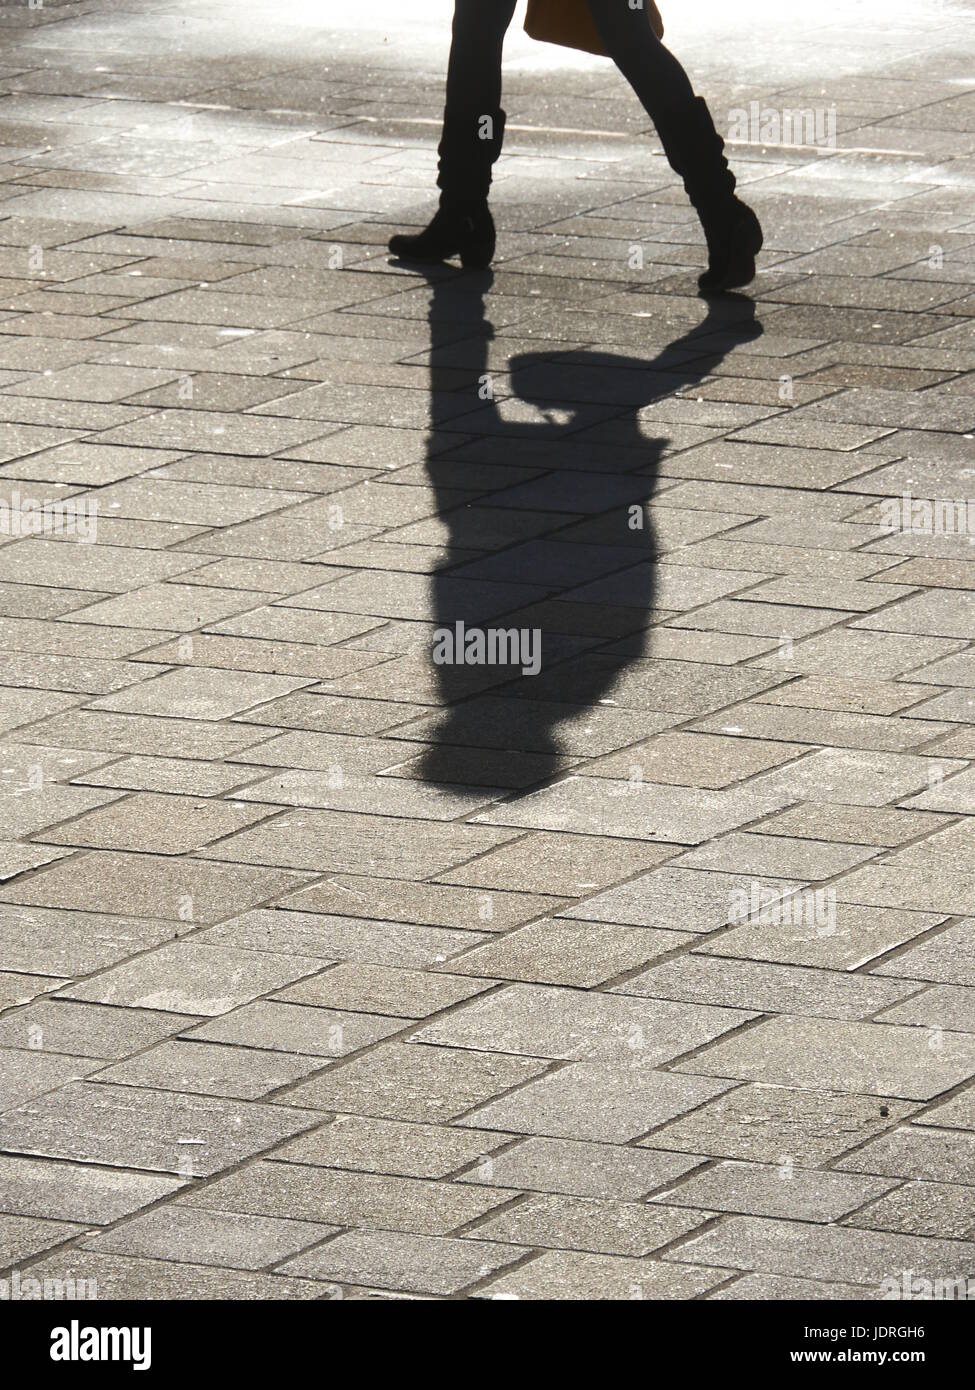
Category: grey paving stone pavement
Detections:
[{"x1": 0, "y1": 0, "x2": 973, "y2": 1301}]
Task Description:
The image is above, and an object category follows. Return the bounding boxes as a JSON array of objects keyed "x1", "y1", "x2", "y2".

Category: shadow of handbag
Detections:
[{"x1": 524, "y1": 0, "x2": 664, "y2": 56}]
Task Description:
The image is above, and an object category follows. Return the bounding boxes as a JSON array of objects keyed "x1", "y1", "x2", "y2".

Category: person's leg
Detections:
[
  {"x1": 389, "y1": 1, "x2": 516, "y2": 267},
  {"x1": 586, "y1": 0, "x2": 762, "y2": 291},
  {"x1": 588, "y1": 0, "x2": 695, "y2": 116},
  {"x1": 439, "y1": 0, "x2": 516, "y2": 197}
]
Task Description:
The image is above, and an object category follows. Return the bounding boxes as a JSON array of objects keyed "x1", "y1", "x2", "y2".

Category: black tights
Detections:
[{"x1": 440, "y1": 0, "x2": 696, "y2": 194}]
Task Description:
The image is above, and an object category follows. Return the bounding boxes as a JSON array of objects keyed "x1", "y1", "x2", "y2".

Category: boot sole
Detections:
[
  {"x1": 388, "y1": 244, "x2": 495, "y2": 271},
  {"x1": 388, "y1": 239, "x2": 453, "y2": 266}
]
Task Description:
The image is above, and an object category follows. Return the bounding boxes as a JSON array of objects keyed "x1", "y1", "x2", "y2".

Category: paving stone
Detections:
[
  {"x1": 0, "y1": 972, "x2": 64, "y2": 1012},
  {"x1": 196, "y1": 810, "x2": 515, "y2": 877},
  {"x1": 443, "y1": 919, "x2": 691, "y2": 988},
  {"x1": 25, "y1": 710, "x2": 273, "y2": 759},
  {"x1": 211, "y1": 607, "x2": 383, "y2": 644},
  {"x1": 37, "y1": 791, "x2": 276, "y2": 854},
  {"x1": 477, "y1": 1250, "x2": 730, "y2": 1300},
  {"x1": 645, "y1": 1084, "x2": 916, "y2": 1165},
  {"x1": 272, "y1": 1113, "x2": 501, "y2": 1180},
  {"x1": 0, "y1": 652, "x2": 159, "y2": 699},
  {"x1": 0, "y1": 783, "x2": 120, "y2": 839},
  {"x1": 413, "y1": 982, "x2": 753, "y2": 1065},
  {"x1": 202, "y1": 907, "x2": 484, "y2": 969},
  {"x1": 637, "y1": 627, "x2": 775, "y2": 666},
  {"x1": 587, "y1": 731, "x2": 804, "y2": 789},
  {"x1": 836, "y1": 868, "x2": 975, "y2": 918},
  {"x1": 281, "y1": 1043, "x2": 549, "y2": 1123},
  {"x1": 749, "y1": 748, "x2": 963, "y2": 807},
  {"x1": 0, "y1": 1155, "x2": 177, "y2": 1224},
  {"x1": 748, "y1": 575, "x2": 915, "y2": 613},
  {"x1": 888, "y1": 820, "x2": 975, "y2": 869},
  {"x1": 96, "y1": 1040, "x2": 323, "y2": 1100},
  {"x1": 914, "y1": 1090, "x2": 975, "y2": 1131},
  {"x1": 904, "y1": 689, "x2": 975, "y2": 727},
  {"x1": 277, "y1": 875, "x2": 562, "y2": 933},
  {"x1": 278, "y1": 1228, "x2": 520, "y2": 1296},
  {"x1": 232, "y1": 767, "x2": 506, "y2": 817},
  {"x1": 24, "y1": 1250, "x2": 331, "y2": 1300},
  {"x1": 845, "y1": 1181, "x2": 975, "y2": 1239},
  {"x1": 0, "y1": 1212, "x2": 85, "y2": 1265},
  {"x1": 1, "y1": 852, "x2": 309, "y2": 923},
  {"x1": 677, "y1": 537, "x2": 887, "y2": 577},
  {"x1": 82, "y1": 1206, "x2": 337, "y2": 1271},
  {"x1": 462, "y1": 1063, "x2": 734, "y2": 1143},
  {"x1": 96, "y1": 408, "x2": 328, "y2": 456},
  {"x1": 0, "y1": 903, "x2": 175, "y2": 978},
  {"x1": 473, "y1": 1191, "x2": 711, "y2": 1257},
  {"x1": 907, "y1": 650, "x2": 975, "y2": 689},
  {"x1": 700, "y1": 903, "x2": 945, "y2": 972},
  {"x1": 903, "y1": 766, "x2": 975, "y2": 814},
  {"x1": 837, "y1": 1126, "x2": 975, "y2": 1185},
  {"x1": 707, "y1": 1273, "x2": 883, "y2": 1300},
  {"x1": 396, "y1": 696, "x2": 677, "y2": 759},
  {"x1": 274, "y1": 961, "x2": 490, "y2": 1018},
  {"x1": 0, "y1": 539, "x2": 203, "y2": 593},
  {"x1": 558, "y1": 866, "x2": 800, "y2": 932},
  {"x1": 692, "y1": 702, "x2": 951, "y2": 753},
  {"x1": 673, "y1": 598, "x2": 848, "y2": 640},
  {"x1": 239, "y1": 690, "x2": 429, "y2": 736},
  {"x1": 90, "y1": 476, "x2": 307, "y2": 525},
  {"x1": 653, "y1": 1160, "x2": 894, "y2": 1223},
  {"x1": 750, "y1": 628, "x2": 964, "y2": 679},
  {"x1": 58, "y1": 941, "x2": 321, "y2": 1015},
  {"x1": 752, "y1": 803, "x2": 951, "y2": 847},
  {"x1": 141, "y1": 632, "x2": 380, "y2": 682},
  {"x1": 191, "y1": 506, "x2": 378, "y2": 563},
  {"x1": 185, "y1": 999, "x2": 404, "y2": 1056},
  {"x1": 876, "y1": 986, "x2": 975, "y2": 1034},
  {"x1": 616, "y1": 955, "x2": 914, "y2": 1020},
  {"x1": 179, "y1": 1160, "x2": 509, "y2": 1236},
  {"x1": 519, "y1": 656, "x2": 782, "y2": 717},
  {"x1": 473, "y1": 774, "x2": 792, "y2": 846},
  {"x1": 460, "y1": 1137, "x2": 704, "y2": 1199},
  {"x1": 74, "y1": 755, "x2": 254, "y2": 797},
  {"x1": 0, "y1": 1081, "x2": 320, "y2": 1176},
  {"x1": 0, "y1": 1047, "x2": 100, "y2": 1111},
  {"x1": 436, "y1": 832, "x2": 677, "y2": 895},
  {"x1": 855, "y1": 588, "x2": 975, "y2": 640},
  {"x1": 754, "y1": 675, "x2": 937, "y2": 717},
  {"x1": 91, "y1": 667, "x2": 310, "y2": 720},
  {"x1": 917, "y1": 722, "x2": 975, "y2": 764},
  {"x1": 678, "y1": 1016, "x2": 975, "y2": 1100},
  {"x1": 671, "y1": 831, "x2": 877, "y2": 880},
  {"x1": 0, "y1": 999, "x2": 195, "y2": 1059},
  {"x1": 0, "y1": 843, "x2": 70, "y2": 882},
  {"x1": 68, "y1": 583, "x2": 270, "y2": 631},
  {"x1": 674, "y1": 1215, "x2": 975, "y2": 1289}
]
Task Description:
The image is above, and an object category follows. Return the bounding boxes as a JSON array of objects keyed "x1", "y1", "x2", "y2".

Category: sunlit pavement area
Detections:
[{"x1": 0, "y1": 0, "x2": 974, "y2": 1300}]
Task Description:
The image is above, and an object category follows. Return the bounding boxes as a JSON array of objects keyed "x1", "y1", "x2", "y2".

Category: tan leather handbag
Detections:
[{"x1": 524, "y1": 0, "x2": 664, "y2": 56}]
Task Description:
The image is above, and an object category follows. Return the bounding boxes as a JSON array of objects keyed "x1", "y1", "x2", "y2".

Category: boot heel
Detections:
[
  {"x1": 459, "y1": 208, "x2": 496, "y2": 270},
  {"x1": 459, "y1": 240, "x2": 495, "y2": 270}
]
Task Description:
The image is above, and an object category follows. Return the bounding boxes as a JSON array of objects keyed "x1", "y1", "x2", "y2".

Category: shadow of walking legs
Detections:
[{"x1": 412, "y1": 268, "x2": 762, "y2": 792}]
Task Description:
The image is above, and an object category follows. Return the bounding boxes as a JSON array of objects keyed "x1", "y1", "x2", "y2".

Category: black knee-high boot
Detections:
[
  {"x1": 654, "y1": 97, "x2": 763, "y2": 292},
  {"x1": 388, "y1": 108, "x2": 505, "y2": 270}
]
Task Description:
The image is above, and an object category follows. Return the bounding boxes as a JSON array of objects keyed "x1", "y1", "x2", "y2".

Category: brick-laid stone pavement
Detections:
[{"x1": 0, "y1": 0, "x2": 974, "y2": 1300}]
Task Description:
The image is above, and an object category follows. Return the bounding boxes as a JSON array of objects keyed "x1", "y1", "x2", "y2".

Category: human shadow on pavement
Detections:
[{"x1": 406, "y1": 264, "x2": 762, "y2": 792}]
